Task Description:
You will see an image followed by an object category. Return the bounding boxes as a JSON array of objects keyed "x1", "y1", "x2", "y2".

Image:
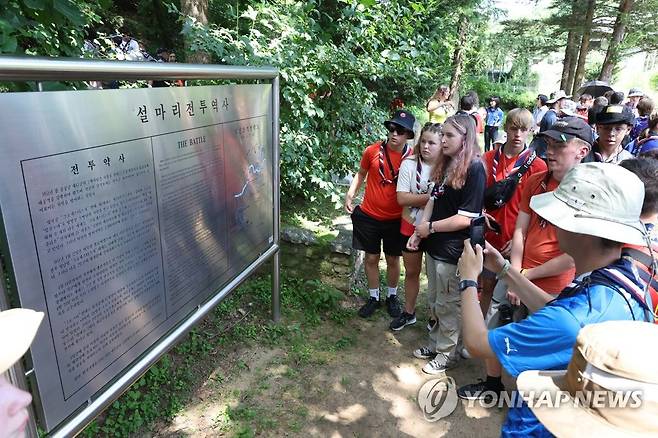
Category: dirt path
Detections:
[{"x1": 153, "y1": 292, "x2": 506, "y2": 437}]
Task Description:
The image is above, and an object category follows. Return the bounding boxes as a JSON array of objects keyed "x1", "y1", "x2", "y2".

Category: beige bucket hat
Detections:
[
  {"x1": 517, "y1": 321, "x2": 658, "y2": 438},
  {"x1": 0, "y1": 308, "x2": 44, "y2": 374},
  {"x1": 529, "y1": 162, "x2": 646, "y2": 246},
  {"x1": 546, "y1": 90, "x2": 572, "y2": 104}
]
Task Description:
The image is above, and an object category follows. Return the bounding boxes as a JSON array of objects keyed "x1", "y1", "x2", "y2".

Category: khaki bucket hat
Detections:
[
  {"x1": 0, "y1": 308, "x2": 44, "y2": 374},
  {"x1": 517, "y1": 321, "x2": 658, "y2": 438},
  {"x1": 529, "y1": 163, "x2": 646, "y2": 246}
]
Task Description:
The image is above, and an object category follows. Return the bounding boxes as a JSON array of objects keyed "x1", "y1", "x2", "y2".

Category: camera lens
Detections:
[{"x1": 498, "y1": 304, "x2": 513, "y2": 326}]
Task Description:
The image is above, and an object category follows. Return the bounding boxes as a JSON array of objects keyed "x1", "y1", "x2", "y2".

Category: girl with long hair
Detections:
[
  {"x1": 407, "y1": 114, "x2": 486, "y2": 374},
  {"x1": 390, "y1": 122, "x2": 442, "y2": 331}
]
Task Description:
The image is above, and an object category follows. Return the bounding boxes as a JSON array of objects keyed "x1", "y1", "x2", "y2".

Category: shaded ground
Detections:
[{"x1": 150, "y1": 226, "x2": 506, "y2": 437}]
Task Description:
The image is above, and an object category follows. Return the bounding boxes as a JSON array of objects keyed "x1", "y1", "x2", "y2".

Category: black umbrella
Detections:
[{"x1": 576, "y1": 80, "x2": 613, "y2": 98}]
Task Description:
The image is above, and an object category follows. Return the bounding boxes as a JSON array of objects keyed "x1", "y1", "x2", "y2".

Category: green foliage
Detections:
[
  {"x1": 175, "y1": 0, "x2": 488, "y2": 201},
  {"x1": 464, "y1": 76, "x2": 535, "y2": 110},
  {"x1": 0, "y1": 0, "x2": 104, "y2": 55},
  {"x1": 79, "y1": 327, "x2": 216, "y2": 437},
  {"x1": 584, "y1": 60, "x2": 605, "y2": 83},
  {"x1": 650, "y1": 72, "x2": 658, "y2": 92}
]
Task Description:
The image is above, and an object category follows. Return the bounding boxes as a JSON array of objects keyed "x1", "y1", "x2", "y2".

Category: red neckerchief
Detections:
[
  {"x1": 379, "y1": 141, "x2": 410, "y2": 185},
  {"x1": 538, "y1": 172, "x2": 553, "y2": 229},
  {"x1": 491, "y1": 145, "x2": 532, "y2": 182}
]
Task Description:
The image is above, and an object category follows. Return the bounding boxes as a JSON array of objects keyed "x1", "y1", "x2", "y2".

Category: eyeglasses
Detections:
[
  {"x1": 423, "y1": 122, "x2": 442, "y2": 129},
  {"x1": 387, "y1": 124, "x2": 410, "y2": 136}
]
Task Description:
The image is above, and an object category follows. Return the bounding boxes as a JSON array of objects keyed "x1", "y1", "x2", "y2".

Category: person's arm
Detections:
[
  {"x1": 415, "y1": 196, "x2": 434, "y2": 225},
  {"x1": 483, "y1": 242, "x2": 554, "y2": 312},
  {"x1": 415, "y1": 213, "x2": 471, "y2": 238},
  {"x1": 344, "y1": 167, "x2": 367, "y2": 213},
  {"x1": 406, "y1": 196, "x2": 435, "y2": 250},
  {"x1": 397, "y1": 191, "x2": 430, "y2": 207},
  {"x1": 396, "y1": 159, "x2": 430, "y2": 207},
  {"x1": 457, "y1": 242, "x2": 496, "y2": 359},
  {"x1": 524, "y1": 254, "x2": 575, "y2": 281},
  {"x1": 510, "y1": 211, "x2": 530, "y2": 270},
  {"x1": 497, "y1": 109, "x2": 504, "y2": 126},
  {"x1": 427, "y1": 99, "x2": 440, "y2": 112}
]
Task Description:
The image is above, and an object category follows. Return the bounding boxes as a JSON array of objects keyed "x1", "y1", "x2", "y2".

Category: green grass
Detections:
[{"x1": 80, "y1": 267, "x2": 356, "y2": 437}]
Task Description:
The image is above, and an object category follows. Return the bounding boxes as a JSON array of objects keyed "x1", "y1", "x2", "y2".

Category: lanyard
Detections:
[
  {"x1": 378, "y1": 141, "x2": 409, "y2": 185},
  {"x1": 430, "y1": 176, "x2": 448, "y2": 199},
  {"x1": 538, "y1": 172, "x2": 553, "y2": 229},
  {"x1": 491, "y1": 145, "x2": 531, "y2": 182},
  {"x1": 415, "y1": 157, "x2": 426, "y2": 192}
]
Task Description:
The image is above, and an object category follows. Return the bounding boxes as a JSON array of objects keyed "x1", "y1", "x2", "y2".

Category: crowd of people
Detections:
[
  {"x1": 83, "y1": 31, "x2": 184, "y2": 89},
  {"x1": 346, "y1": 85, "x2": 658, "y2": 437}
]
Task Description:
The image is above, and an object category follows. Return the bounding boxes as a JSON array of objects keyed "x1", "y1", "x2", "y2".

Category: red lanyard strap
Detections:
[{"x1": 379, "y1": 141, "x2": 409, "y2": 185}]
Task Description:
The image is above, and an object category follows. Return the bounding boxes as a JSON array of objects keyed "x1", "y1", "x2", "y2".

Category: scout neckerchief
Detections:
[
  {"x1": 491, "y1": 145, "x2": 533, "y2": 182},
  {"x1": 430, "y1": 175, "x2": 448, "y2": 199},
  {"x1": 379, "y1": 141, "x2": 410, "y2": 185},
  {"x1": 593, "y1": 143, "x2": 624, "y2": 163},
  {"x1": 415, "y1": 156, "x2": 432, "y2": 193},
  {"x1": 538, "y1": 172, "x2": 553, "y2": 229}
]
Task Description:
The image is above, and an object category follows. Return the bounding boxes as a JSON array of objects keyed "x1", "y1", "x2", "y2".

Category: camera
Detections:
[{"x1": 497, "y1": 304, "x2": 513, "y2": 326}]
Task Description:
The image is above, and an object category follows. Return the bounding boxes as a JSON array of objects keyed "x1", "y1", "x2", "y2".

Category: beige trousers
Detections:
[{"x1": 426, "y1": 257, "x2": 461, "y2": 363}]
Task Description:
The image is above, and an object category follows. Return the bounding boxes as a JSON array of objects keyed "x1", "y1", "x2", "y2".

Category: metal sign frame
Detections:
[{"x1": 0, "y1": 56, "x2": 280, "y2": 437}]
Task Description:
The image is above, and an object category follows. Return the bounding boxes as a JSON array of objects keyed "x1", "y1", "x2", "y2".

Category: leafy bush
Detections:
[
  {"x1": 650, "y1": 72, "x2": 658, "y2": 92},
  {"x1": 175, "y1": 0, "x2": 486, "y2": 202},
  {"x1": 464, "y1": 75, "x2": 536, "y2": 111}
]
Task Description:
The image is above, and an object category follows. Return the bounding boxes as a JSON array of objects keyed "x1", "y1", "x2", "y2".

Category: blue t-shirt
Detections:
[
  {"x1": 486, "y1": 107, "x2": 504, "y2": 126},
  {"x1": 489, "y1": 282, "x2": 646, "y2": 438}
]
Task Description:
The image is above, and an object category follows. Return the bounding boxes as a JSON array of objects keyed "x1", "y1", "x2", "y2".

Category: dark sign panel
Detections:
[{"x1": 0, "y1": 84, "x2": 273, "y2": 430}]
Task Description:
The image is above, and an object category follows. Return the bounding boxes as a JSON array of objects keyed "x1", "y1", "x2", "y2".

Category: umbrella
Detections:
[{"x1": 576, "y1": 80, "x2": 613, "y2": 98}]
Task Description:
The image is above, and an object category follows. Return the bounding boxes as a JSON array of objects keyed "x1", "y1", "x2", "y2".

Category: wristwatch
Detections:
[
  {"x1": 429, "y1": 221, "x2": 436, "y2": 234},
  {"x1": 458, "y1": 279, "x2": 478, "y2": 292}
]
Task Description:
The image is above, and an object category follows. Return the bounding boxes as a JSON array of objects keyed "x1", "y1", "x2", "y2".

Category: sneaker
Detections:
[
  {"x1": 457, "y1": 379, "x2": 505, "y2": 402},
  {"x1": 390, "y1": 312, "x2": 417, "y2": 331},
  {"x1": 422, "y1": 354, "x2": 450, "y2": 375},
  {"x1": 385, "y1": 295, "x2": 402, "y2": 317},
  {"x1": 358, "y1": 297, "x2": 380, "y2": 318},
  {"x1": 413, "y1": 346, "x2": 437, "y2": 360},
  {"x1": 427, "y1": 319, "x2": 437, "y2": 331}
]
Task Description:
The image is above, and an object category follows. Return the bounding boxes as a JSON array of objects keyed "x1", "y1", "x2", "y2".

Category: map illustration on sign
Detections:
[{"x1": 225, "y1": 119, "x2": 273, "y2": 264}]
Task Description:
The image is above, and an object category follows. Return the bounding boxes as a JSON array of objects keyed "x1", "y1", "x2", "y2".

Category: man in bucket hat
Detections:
[
  {"x1": 518, "y1": 320, "x2": 658, "y2": 437},
  {"x1": 532, "y1": 90, "x2": 572, "y2": 159},
  {"x1": 456, "y1": 162, "x2": 654, "y2": 437},
  {"x1": 345, "y1": 109, "x2": 416, "y2": 318},
  {"x1": 458, "y1": 116, "x2": 589, "y2": 404},
  {"x1": 0, "y1": 308, "x2": 44, "y2": 438},
  {"x1": 626, "y1": 88, "x2": 645, "y2": 117}
]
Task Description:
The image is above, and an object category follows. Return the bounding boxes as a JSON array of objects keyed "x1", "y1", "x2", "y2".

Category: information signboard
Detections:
[{"x1": 0, "y1": 83, "x2": 274, "y2": 430}]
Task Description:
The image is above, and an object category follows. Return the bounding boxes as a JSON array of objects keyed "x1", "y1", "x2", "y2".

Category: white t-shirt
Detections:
[{"x1": 396, "y1": 156, "x2": 433, "y2": 224}]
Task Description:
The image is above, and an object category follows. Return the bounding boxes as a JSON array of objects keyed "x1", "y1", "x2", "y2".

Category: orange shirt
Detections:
[
  {"x1": 519, "y1": 171, "x2": 575, "y2": 294},
  {"x1": 359, "y1": 141, "x2": 407, "y2": 221},
  {"x1": 483, "y1": 147, "x2": 547, "y2": 251}
]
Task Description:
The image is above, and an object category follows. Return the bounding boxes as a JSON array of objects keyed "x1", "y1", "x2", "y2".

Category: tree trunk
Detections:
[
  {"x1": 560, "y1": 0, "x2": 578, "y2": 91},
  {"x1": 181, "y1": 0, "x2": 210, "y2": 64},
  {"x1": 560, "y1": 29, "x2": 577, "y2": 90},
  {"x1": 599, "y1": 0, "x2": 635, "y2": 82},
  {"x1": 571, "y1": 0, "x2": 596, "y2": 95},
  {"x1": 449, "y1": 16, "x2": 468, "y2": 103},
  {"x1": 565, "y1": 40, "x2": 579, "y2": 93}
]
